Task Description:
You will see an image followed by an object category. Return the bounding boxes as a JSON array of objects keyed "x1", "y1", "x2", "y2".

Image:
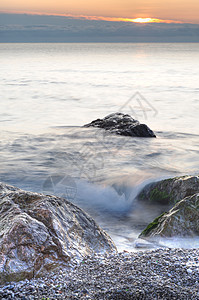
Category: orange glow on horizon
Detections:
[{"x1": 0, "y1": 10, "x2": 185, "y2": 24}]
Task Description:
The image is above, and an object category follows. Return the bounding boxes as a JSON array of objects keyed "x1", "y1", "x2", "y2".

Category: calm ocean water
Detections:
[{"x1": 0, "y1": 43, "x2": 199, "y2": 250}]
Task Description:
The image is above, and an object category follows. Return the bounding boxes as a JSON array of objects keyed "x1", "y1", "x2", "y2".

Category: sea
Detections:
[{"x1": 0, "y1": 43, "x2": 199, "y2": 251}]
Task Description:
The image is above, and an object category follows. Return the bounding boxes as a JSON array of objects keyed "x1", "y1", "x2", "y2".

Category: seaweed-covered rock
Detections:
[
  {"x1": 0, "y1": 182, "x2": 116, "y2": 284},
  {"x1": 139, "y1": 193, "x2": 199, "y2": 239},
  {"x1": 84, "y1": 113, "x2": 156, "y2": 137},
  {"x1": 138, "y1": 175, "x2": 199, "y2": 206}
]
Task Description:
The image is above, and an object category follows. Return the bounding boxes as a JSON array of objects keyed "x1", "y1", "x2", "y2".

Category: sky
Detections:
[
  {"x1": 0, "y1": 0, "x2": 199, "y2": 42},
  {"x1": 1, "y1": 0, "x2": 199, "y2": 23}
]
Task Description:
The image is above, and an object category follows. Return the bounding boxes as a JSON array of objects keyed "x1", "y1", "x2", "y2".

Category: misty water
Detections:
[{"x1": 0, "y1": 43, "x2": 199, "y2": 251}]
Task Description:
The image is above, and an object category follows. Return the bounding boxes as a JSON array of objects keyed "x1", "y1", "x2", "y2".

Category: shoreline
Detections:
[{"x1": 1, "y1": 248, "x2": 199, "y2": 299}]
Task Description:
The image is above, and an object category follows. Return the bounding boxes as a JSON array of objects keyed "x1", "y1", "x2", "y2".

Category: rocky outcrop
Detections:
[
  {"x1": 138, "y1": 175, "x2": 199, "y2": 206},
  {"x1": 139, "y1": 193, "x2": 199, "y2": 239},
  {"x1": 0, "y1": 183, "x2": 116, "y2": 284},
  {"x1": 84, "y1": 113, "x2": 156, "y2": 137}
]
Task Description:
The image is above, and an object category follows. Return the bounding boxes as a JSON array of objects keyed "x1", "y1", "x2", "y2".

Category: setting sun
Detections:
[
  {"x1": 131, "y1": 18, "x2": 154, "y2": 23},
  {"x1": 130, "y1": 17, "x2": 182, "y2": 24}
]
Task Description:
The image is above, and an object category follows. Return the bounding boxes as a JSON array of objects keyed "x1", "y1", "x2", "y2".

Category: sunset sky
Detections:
[
  {"x1": 1, "y1": 0, "x2": 199, "y2": 42},
  {"x1": 1, "y1": 0, "x2": 199, "y2": 24}
]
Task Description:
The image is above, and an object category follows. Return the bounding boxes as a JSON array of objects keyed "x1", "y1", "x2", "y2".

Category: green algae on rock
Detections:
[
  {"x1": 138, "y1": 175, "x2": 199, "y2": 206},
  {"x1": 139, "y1": 193, "x2": 199, "y2": 239}
]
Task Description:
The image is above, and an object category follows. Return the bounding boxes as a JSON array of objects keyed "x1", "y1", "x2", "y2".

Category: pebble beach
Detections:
[{"x1": 1, "y1": 248, "x2": 199, "y2": 299}]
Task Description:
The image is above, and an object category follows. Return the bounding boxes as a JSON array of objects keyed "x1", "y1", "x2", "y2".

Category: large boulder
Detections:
[
  {"x1": 139, "y1": 193, "x2": 199, "y2": 239},
  {"x1": 138, "y1": 175, "x2": 199, "y2": 206},
  {"x1": 84, "y1": 113, "x2": 156, "y2": 137},
  {"x1": 0, "y1": 183, "x2": 116, "y2": 284}
]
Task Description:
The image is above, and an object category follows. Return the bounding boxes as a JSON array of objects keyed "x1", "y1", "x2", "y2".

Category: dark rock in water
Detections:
[
  {"x1": 84, "y1": 113, "x2": 156, "y2": 138},
  {"x1": 0, "y1": 182, "x2": 116, "y2": 284},
  {"x1": 138, "y1": 175, "x2": 199, "y2": 240},
  {"x1": 138, "y1": 175, "x2": 199, "y2": 206},
  {"x1": 139, "y1": 193, "x2": 199, "y2": 239}
]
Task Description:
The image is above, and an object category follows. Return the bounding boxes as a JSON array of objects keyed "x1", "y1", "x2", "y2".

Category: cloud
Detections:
[
  {"x1": 0, "y1": 10, "x2": 185, "y2": 23},
  {"x1": 0, "y1": 13, "x2": 199, "y2": 42}
]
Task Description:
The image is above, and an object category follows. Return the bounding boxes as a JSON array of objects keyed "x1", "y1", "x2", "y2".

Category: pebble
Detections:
[
  {"x1": 1, "y1": 248, "x2": 199, "y2": 299},
  {"x1": 187, "y1": 268, "x2": 193, "y2": 274}
]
